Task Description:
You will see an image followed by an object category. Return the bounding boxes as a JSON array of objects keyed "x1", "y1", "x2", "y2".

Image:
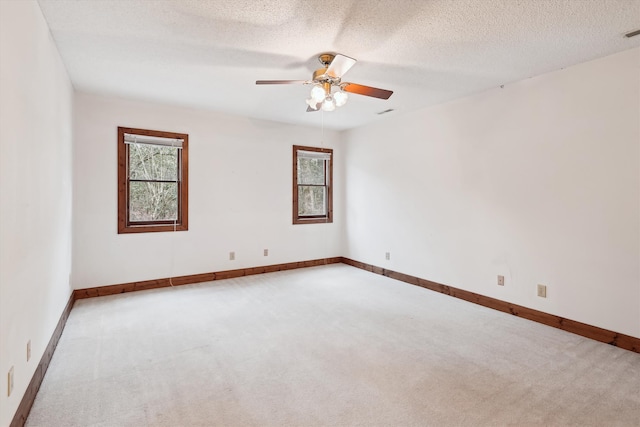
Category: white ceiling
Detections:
[{"x1": 37, "y1": 0, "x2": 640, "y2": 130}]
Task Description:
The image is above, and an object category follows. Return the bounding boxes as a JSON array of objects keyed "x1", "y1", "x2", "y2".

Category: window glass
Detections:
[
  {"x1": 298, "y1": 186, "x2": 326, "y2": 217},
  {"x1": 297, "y1": 157, "x2": 325, "y2": 185},
  {"x1": 129, "y1": 181, "x2": 178, "y2": 222},
  {"x1": 129, "y1": 144, "x2": 178, "y2": 181}
]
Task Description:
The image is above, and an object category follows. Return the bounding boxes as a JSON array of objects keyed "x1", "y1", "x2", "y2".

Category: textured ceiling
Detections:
[{"x1": 37, "y1": 0, "x2": 640, "y2": 130}]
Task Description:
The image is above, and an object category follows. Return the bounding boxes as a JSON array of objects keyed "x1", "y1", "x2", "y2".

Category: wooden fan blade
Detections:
[
  {"x1": 256, "y1": 80, "x2": 307, "y2": 85},
  {"x1": 343, "y1": 83, "x2": 393, "y2": 100},
  {"x1": 326, "y1": 54, "x2": 357, "y2": 78}
]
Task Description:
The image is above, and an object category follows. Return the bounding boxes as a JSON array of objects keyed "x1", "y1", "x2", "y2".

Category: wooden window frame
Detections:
[
  {"x1": 293, "y1": 145, "x2": 333, "y2": 225},
  {"x1": 117, "y1": 127, "x2": 189, "y2": 234}
]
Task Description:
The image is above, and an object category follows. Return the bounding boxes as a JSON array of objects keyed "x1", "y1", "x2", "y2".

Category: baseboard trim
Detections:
[
  {"x1": 11, "y1": 257, "x2": 342, "y2": 425},
  {"x1": 341, "y1": 257, "x2": 640, "y2": 353},
  {"x1": 74, "y1": 257, "x2": 343, "y2": 299},
  {"x1": 12, "y1": 255, "x2": 637, "y2": 427},
  {"x1": 10, "y1": 292, "x2": 75, "y2": 427}
]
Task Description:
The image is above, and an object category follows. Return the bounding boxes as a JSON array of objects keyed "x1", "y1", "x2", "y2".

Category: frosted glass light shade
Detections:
[
  {"x1": 334, "y1": 90, "x2": 348, "y2": 107},
  {"x1": 310, "y1": 85, "x2": 326, "y2": 103},
  {"x1": 321, "y1": 96, "x2": 336, "y2": 112},
  {"x1": 305, "y1": 97, "x2": 318, "y2": 110}
]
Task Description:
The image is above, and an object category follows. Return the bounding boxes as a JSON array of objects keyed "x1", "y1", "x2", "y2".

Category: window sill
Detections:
[
  {"x1": 118, "y1": 223, "x2": 188, "y2": 234},
  {"x1": 293, "y1": 217, "x2": 333, "y2": 225}
]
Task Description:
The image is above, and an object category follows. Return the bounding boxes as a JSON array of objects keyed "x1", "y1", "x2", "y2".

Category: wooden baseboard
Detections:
[
  {"x1": 10, "y1": 293, "x2": 75, "y2": 427},
  {"x1": 11, "y1": 257, "x2": 341, "y2": 425},
  {"x1": 74, "y1": 257, "x2": 343, "y2": 299},
  {"x1": 340, "y1": 257, "x2": 640, "y2": 353},
  {"x1": 12, "y1": 255, "x2": 637, "y2": 427}
]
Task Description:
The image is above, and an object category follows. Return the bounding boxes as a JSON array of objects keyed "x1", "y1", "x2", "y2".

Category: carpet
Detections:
[{"x1": 25, "y1": 264, "x2": 640, "y2": 426}]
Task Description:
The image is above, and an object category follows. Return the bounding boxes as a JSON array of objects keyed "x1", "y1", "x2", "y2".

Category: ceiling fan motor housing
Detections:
[
  {"x1": 318, "y1": 53, "x2": 335, "y2": 67},
  {"x1": 313, "y1": 68, "x2": 338, "y2": 93}
]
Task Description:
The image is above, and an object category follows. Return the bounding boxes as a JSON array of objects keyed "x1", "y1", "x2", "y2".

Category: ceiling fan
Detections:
[{"x1": 256, "y1": 53, "x2": 393, "y2": 112}]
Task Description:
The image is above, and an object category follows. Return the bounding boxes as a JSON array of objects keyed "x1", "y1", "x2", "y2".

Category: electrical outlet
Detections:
[
  {"x1": 385, "y1": 252, "x2": 390, "y2": 260},
  {"x1": 537, "y1": 284, "x2": 547, "y2": 298},
  {"x1": 27, "y1": 340, "x2": 31, "y2": 362},
  {"x1": 497, "y1": 275, "x2": 505, "y2": 286},
  {"x1": 7, "y1": 367, "x2": 14, "y2": 397},
  {"x1": 229, "y1": 251, "x2": 235, "y2": 261},
  {"x1": 263, "y1": 249, "x2": 268, "y2": 256}
]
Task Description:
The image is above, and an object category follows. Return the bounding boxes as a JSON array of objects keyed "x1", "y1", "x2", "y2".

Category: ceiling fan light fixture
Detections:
[
  {"x1": 333, "y1": 90, "x2": 348, "y2": 107},
  {"x1": 256, "y1": 53, "x2": 393, "y2": 113},
  {"x1": 321, "y1": 96, "x2": 336, "y2": 112},
  {"x1": 310, "y1": 85, "x2": 326, "y2": 103},
  {"x1": 305, "y1": 97, "x2": 318, "y2": 110}
]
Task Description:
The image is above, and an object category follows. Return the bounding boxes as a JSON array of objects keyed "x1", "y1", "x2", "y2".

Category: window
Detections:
[
  {"x1": 118, "y1": 127, "x2": 188, "y2": 233},
  {"x1": 293, "y1": 145, "x2": 333, "y2": 224}
]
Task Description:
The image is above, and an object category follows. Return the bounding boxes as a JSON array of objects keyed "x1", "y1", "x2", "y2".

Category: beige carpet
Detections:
[{"x1": 25, "y1": 264, "x2": 640, "y2": 426}]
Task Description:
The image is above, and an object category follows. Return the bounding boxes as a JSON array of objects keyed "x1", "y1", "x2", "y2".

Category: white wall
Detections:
[
  {"x1": 343, "y1": 48, "x2": 640, "y2": 338},
  {"x1": 73, "y1": 93, "x2": 342, "y2": 289},
  {"x1": 0, "y1": 1, "x2": 74, "y2": 426}
]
